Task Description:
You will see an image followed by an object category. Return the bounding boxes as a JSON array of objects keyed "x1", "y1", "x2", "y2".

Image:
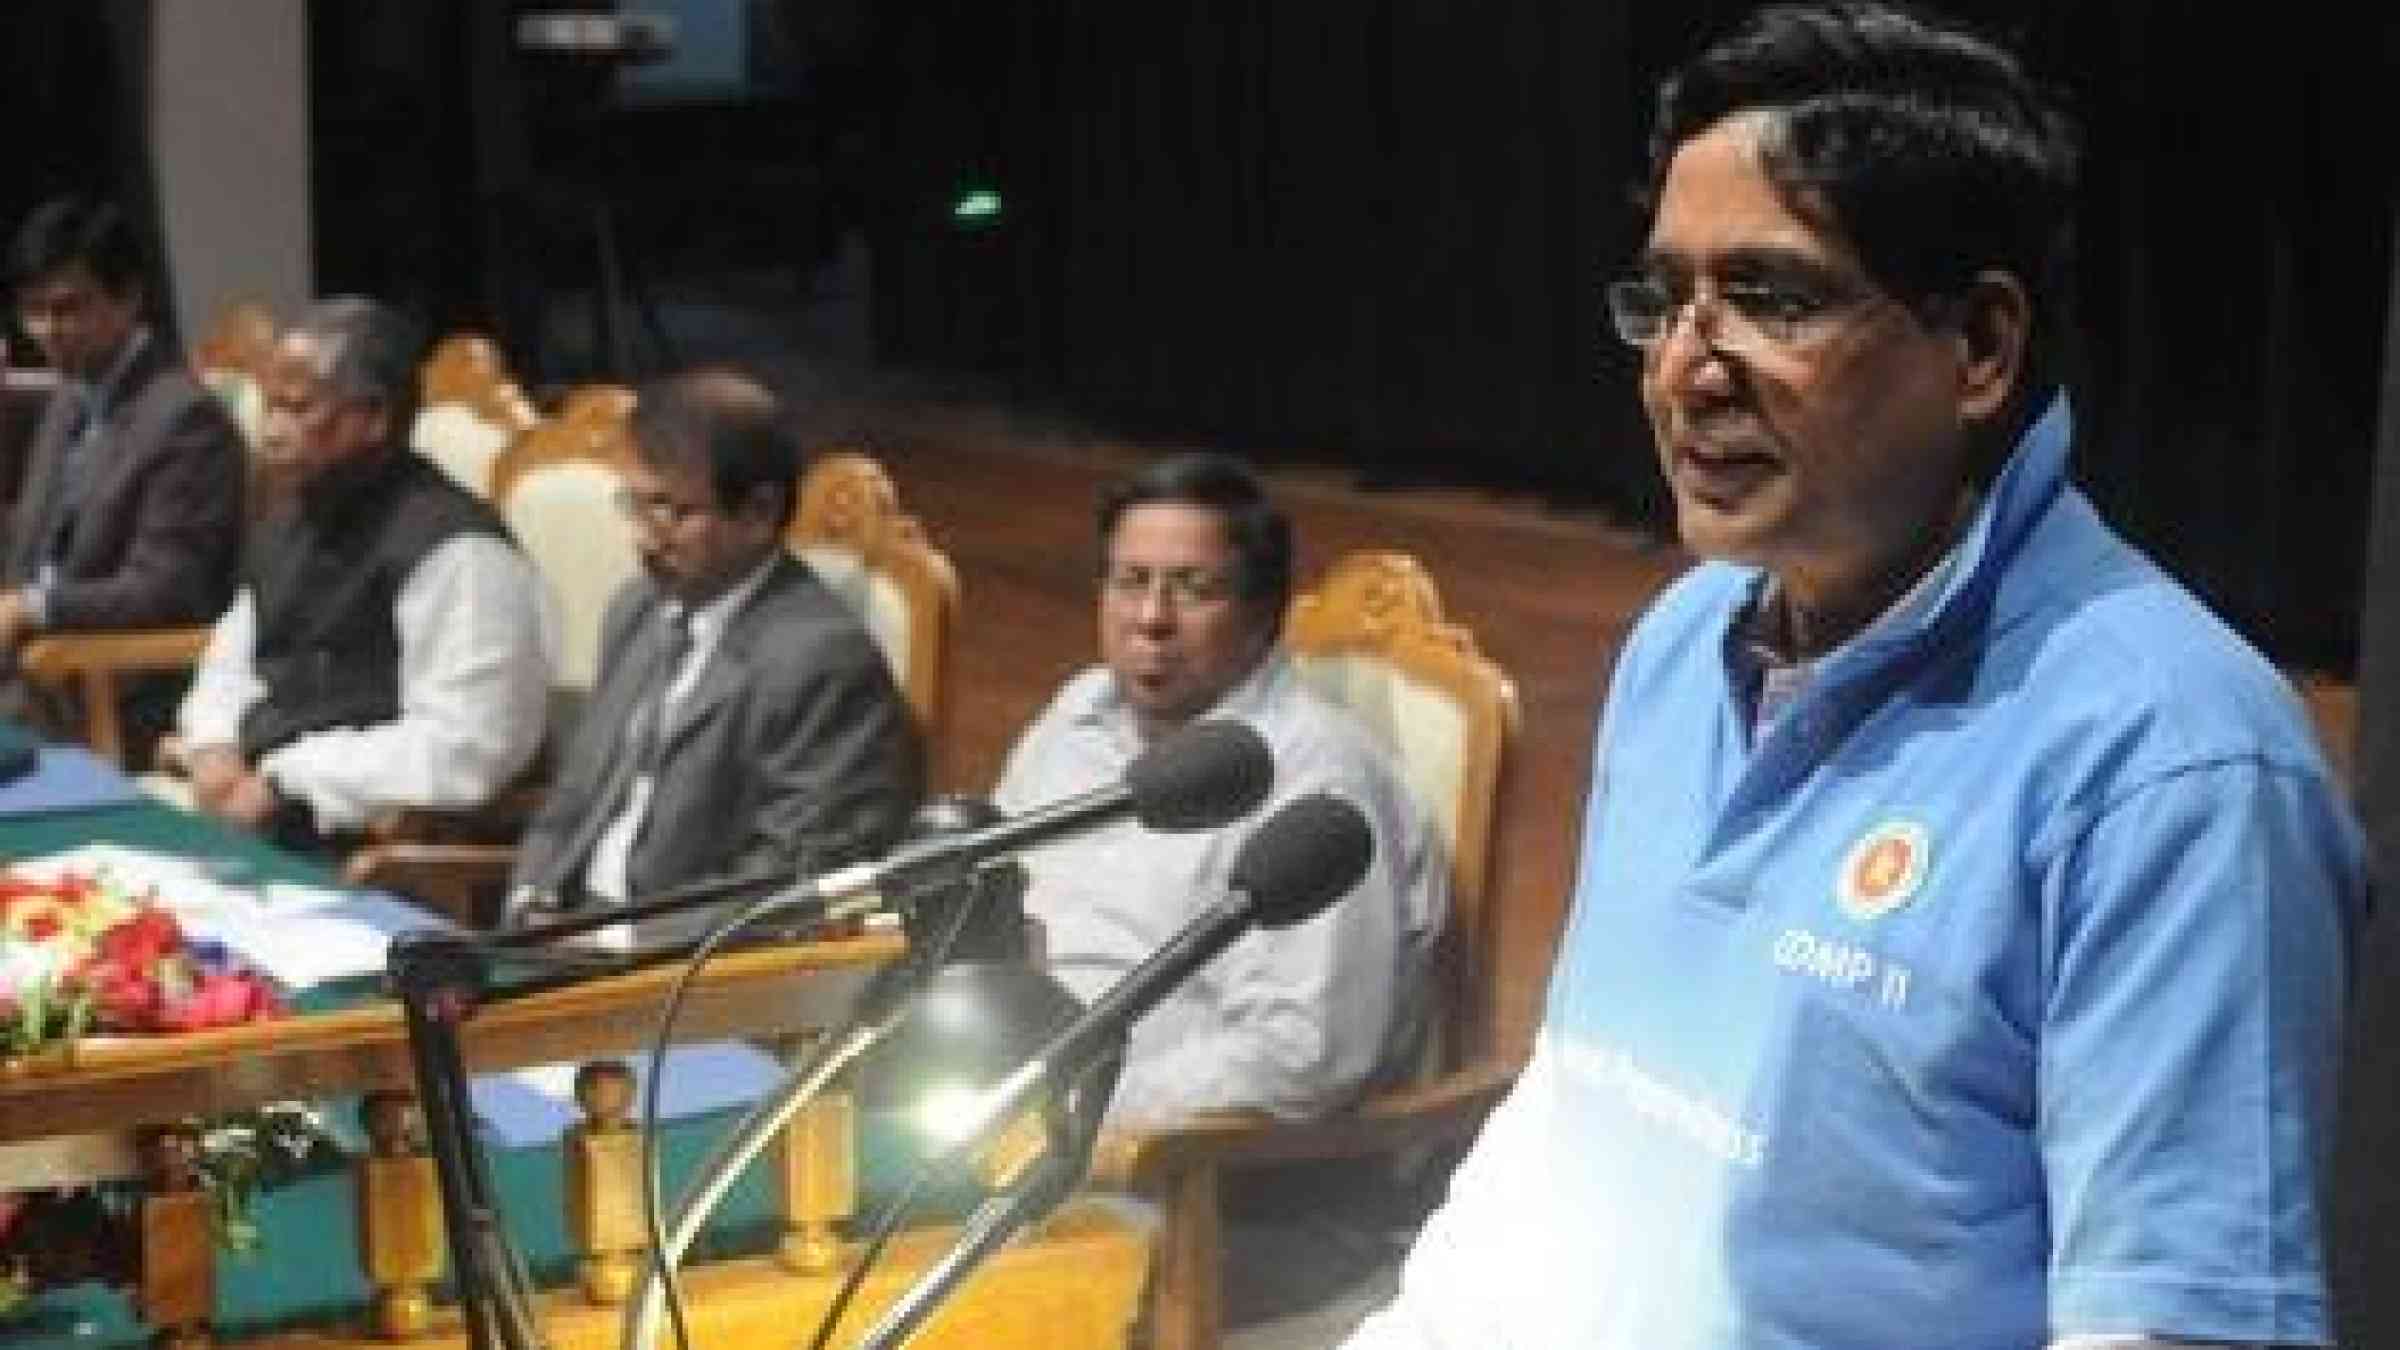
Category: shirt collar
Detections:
[
  {"x1": 68, "y1": 326, "x2": 150, "y2": 416},
  {"x1": 666, "y1": 552, "x2": 780, "y2": 648},
  {"x1": 1723, "y1": 390, "x2": 2074, "y2": 711},
  {"x1": 1738, "y1": 546, "x2": 1959, "y2": 733}
]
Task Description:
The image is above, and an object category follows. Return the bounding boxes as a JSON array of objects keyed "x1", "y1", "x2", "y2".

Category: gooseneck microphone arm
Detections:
[
  {"x1": 850, "y1": 792, "x2": 1376, "y2": 1350},
  {"x1": 480, "y1": 717, "x2": 1274, "y2": 952}
]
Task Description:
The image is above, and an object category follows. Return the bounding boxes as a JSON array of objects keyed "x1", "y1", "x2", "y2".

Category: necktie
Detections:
[
  {"x1": 556, "y1": 610, "x2": 692, "y2": 894},
  {"x1": 35, "y1": 390, "x2": 99, "y2": 572},
  {"x1": 627, "y1": 610, "x2": 693, "y2": 781}
]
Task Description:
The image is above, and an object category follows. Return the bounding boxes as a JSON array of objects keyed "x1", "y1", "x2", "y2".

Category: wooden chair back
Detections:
[
  {"x1": 786, "y1": 450, "x2": 961, "y2": 750},
  {"x1": 492, "y1": 386, "x2": 640, "y2": 697},
  {"x1": 1286, "y1": 549, "x2": 1520, "y2": 1067},
  {"x1": 191, "y1": 299, "x2": 277, "y2": 448},
  {"x1": 412, "y1": 333, "x2": 537, "y2": 497},
  {"x1": 2289, "y1": 669, "x2": 2359, "y2": 793}
]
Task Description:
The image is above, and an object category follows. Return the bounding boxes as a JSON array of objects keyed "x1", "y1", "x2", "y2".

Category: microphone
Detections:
[
  {"x1": 842, "y1": 791, "x2": 1376, "y2": 1350},
  {"x1": 760, "y1": 716, "x2": 1276, "y2": 925},
  {"x1": 998, "y1": 792, "x2": 1373, "y2": 1107}
]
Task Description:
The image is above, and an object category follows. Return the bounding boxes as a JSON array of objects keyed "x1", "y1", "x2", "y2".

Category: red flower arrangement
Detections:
[
  {"x1": 0, "y1": 867, "x2": 331, "y2": 1314},
  {"x1": 0, "y1": 869, "x2": 282, "y2": 1059}
]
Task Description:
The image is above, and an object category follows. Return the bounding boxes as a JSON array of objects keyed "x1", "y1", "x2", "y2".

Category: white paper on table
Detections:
[
  {"x1": 191, "y1": 904, "x2": 389, "y2": 989},
  {"x1": 7, "y1": 843, "x2": 215, "y2": 901},
  {"x1": 468, "y1": 1039, "x2": 787, "y2": 1148}
]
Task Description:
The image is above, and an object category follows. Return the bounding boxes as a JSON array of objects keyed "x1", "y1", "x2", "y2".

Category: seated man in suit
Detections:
[
  {"x1": 0, "y1": 196, "x2": 246, "y2": 755},
  {"x1": 175, "y1": 297, "x2": 552, "y2": 849},
  {"x1": 995, "y1": 453, "x2": 1446, "y2": 1126},
  {"x1": 504, "y1": 369, "x2": 923, "y2": 938}
]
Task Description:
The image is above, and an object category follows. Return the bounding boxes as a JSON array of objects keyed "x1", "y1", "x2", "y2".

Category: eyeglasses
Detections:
[
  {"x1": 1605, "y1": 271, "x2": 1881, "y2": 354},
  {"x1": 1100, "y1": 563, "x2": 1238, "y2": 607},
  {"x1": 611, "y1": 485, "x2": 712, "y2": 530},
  {"x1": 15, "y1": 283, "x2": 103, "y2": 335}
]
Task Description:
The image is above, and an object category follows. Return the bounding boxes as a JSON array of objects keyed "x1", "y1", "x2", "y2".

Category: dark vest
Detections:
[{"x1": 238, "y1": 450, "x2": 512, "y2": 759}]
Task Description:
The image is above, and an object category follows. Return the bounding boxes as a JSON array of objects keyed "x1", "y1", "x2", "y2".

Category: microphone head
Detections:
[
  {"x1": 1124, "y1": 719, "x2": 1275, "y2": 831},
  {"x1": 1229, "y1": 792, "x2": 1374, "y2": 929}
]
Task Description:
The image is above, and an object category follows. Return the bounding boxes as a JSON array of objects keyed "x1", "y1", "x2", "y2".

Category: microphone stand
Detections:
[
  {"x1": 385, "y1": 867, "x2": 837, "y2": 1350},
  {"x1": 850, "y1": 1052, "x2": 1122, "y2": 1350},
  {"x1": 837, "y1": 886, "x2": 1274, "y2": 1350}
]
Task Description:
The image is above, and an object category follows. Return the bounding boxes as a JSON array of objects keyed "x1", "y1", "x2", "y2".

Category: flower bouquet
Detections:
[
  {"x1": 0, "y1": 865, "x2": 342, "y2": 1314},
  {"x1": 0, "y1": 867, "x2": 281, "y2": 1058}
]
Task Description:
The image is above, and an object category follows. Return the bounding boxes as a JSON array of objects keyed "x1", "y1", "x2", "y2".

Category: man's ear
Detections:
[
  {"x1": 1952, "y1": 268, "x2": 2031, "y2": 424},
  {"x1": 358, "y1": 395, "x2": 396, "y2": 446}
]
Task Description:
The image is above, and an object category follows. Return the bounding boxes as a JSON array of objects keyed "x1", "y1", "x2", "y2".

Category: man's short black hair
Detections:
[
  {"x1": 1649, "y1": 2, "x2": 2079, "y2": 391},
  {"x1": 9, "y1": 195, "x2": 146, "y2": 298},
  {"x1": 630, "y1": 368, "x2": 802, "y2": 526},
  {"x1": 1097, "y1": 452, "x2": 1293, "y2": 618}
]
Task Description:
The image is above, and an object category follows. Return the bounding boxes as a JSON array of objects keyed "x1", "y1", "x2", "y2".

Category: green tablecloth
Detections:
[{"x1": 0, "y1": 793, "x2": 946, "y2": 1347}]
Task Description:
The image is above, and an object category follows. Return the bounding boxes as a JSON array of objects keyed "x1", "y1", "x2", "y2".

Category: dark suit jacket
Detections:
[
  {"x1": 510, "y1": 555, "x2": 925, "y2": 916},
  {"x1": 3, "y1": 335, "x2": 245, "y2": 629}
]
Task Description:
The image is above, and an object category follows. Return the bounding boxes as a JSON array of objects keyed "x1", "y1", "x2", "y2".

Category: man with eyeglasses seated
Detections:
[
  {"x1": 502, "y1": 369, "x2": 921, "y2": 941},
  {"x1": 174, "y1": 298, "x2": 552, "y2": 852},
  {"x1": 0, "y1": 197, "x2": 245, "y2": 760},
  {"x1": 1347, "y1": 5, "x2": 2362, "y2": 1348},
  {"x1": 995, "y1": 452, "x2": 1445, "y2": 1127}
]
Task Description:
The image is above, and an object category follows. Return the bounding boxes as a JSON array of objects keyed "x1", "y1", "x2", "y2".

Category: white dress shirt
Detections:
[
  {"x1": 177, "y1": 532, "x2": 556, "y2": 832},
  {"x1": 995, "y1": 653, "x2": 1446, "y2": 1127}
]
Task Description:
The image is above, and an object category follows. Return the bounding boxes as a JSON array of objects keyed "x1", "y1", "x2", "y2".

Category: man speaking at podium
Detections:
[{"x1": 1350, "y1": 5, "x2": 2365, "y2": 1347}]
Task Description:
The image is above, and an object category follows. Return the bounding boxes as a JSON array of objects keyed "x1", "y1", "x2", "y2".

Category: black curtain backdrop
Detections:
[
  {"x1": 0, "y1": 2, "x2": 172, "y2": 352},
  {"x1": 868, "y1": 0, "x2": 2392, "y2": 673}
]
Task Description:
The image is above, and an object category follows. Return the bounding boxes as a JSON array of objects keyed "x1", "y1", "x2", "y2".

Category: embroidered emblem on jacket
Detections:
[{"x1": 1836, "y1": 820, "x2": 1928, "y2": 921}]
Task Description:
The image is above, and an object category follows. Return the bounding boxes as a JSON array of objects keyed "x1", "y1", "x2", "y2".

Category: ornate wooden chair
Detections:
[
  {"x1": 1090, "y1": 549, "x2": 1523, "y2": 1350},
  {"x1": 787, "y1": 450, "x2": 961, "y2": 756},
  {"x1": 488, "y1": 384, "x2": 644, "y2": 703},
  {"x1": 2288, "y1": 668, "x2": 2358, "y2": 792},
  {"x1": 411, "y1": 333, "x2": 538, "y2": 498}
]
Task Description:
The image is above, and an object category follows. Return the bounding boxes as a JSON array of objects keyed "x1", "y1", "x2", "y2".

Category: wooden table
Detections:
[
  {"x1": 0, "y1": 778, "x2": 1147, "y2": 1349},
  {"x1": 0, "y1": 790, "x2": 899, "y2": 1174}
]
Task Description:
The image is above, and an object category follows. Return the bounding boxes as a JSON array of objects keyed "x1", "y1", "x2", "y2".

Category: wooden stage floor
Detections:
[{"x1": 861, "y1": 426, "x2": 1690, "y2": 1058}]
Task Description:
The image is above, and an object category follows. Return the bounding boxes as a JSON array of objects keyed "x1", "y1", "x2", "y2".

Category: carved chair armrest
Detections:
[
  {"x1": 15, "y1": 627, "x2": 214, "y2": 766},
  {"x1": 342, "y1": 842, "x2": 520, "y2": 929},
  {"x1": 15, "y1": 627, "x2": 213, "y2": 681},
  {"x1": 357, "y1": 780, "x2": 547, "y2": 849}
]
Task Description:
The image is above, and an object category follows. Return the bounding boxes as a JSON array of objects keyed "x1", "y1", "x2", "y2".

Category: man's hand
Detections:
[
  {"x1": 185, "y1": 745, "x2": 251, "y2": 814},
  {"x1": 209, "y1": 769, "x2": 283, "y2": 831}
]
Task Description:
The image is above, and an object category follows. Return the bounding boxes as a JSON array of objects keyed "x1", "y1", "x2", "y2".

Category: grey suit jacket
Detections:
[
  {"x1": 3, "y1": 336, "x2": 245, "y2": 629},
  {"x1": 509, "y1": 554, "x2": 925, "y2": 914}
]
